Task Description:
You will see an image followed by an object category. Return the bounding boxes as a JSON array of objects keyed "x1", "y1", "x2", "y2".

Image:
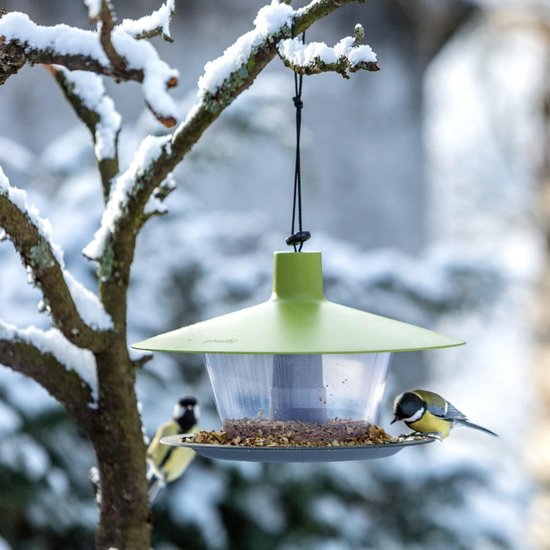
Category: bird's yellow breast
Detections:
[{"x1": 408, "y1": 411, "x2": 452, "y2": 438}]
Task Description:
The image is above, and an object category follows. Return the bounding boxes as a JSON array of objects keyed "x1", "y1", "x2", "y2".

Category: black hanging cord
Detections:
[{"x1": 286, "y1": 30, "x2": 311, "y2": 252}]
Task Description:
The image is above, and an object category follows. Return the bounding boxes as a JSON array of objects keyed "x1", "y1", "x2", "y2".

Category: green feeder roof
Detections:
[{"x1": 132, "y1": 251, "x2": 465, "y2": 354}]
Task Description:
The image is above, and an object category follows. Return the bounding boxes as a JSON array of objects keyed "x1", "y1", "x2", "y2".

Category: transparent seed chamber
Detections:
[{"x1": 205, "y1": 352, "x2": 391, "y2": 442}]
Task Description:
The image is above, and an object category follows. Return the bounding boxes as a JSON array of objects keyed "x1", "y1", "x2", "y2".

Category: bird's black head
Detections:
[
  {"x1": 173, "y1": 395, "x2": 199, "y2": 432},
  {"x1": 392, "y1": 391, "x2": 426, "y2": 423}
]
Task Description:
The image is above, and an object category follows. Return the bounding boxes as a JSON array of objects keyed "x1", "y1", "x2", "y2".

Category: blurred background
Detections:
[{"x1": 0, "y1": 0, "x2": 549, "y2": 549}]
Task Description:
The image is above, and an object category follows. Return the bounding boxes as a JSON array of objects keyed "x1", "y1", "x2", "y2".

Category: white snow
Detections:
[
  {"x1": 198, "y1": 1, "x2": 294, "y2": 96},
  {"x1": 63, "y1": 270, "x2": 113, "y2": 330},
  {"x1": 57, "y1": 68, "x2": 121, "y2": 161},
  {"x1": 83, "y1": 0, "x2": 102, "y2": 20},
  {"x1": 0, "y1": 164, "x2": 8, "y2": 193},
  {"x1": 0, "y1": 320, "x2": 98, "y2": 401},
  {"x1": 0, "y1": 166, "x2": 64, "y2": 265},
  {"x1": 84, "y1": 134, "x2": 172, "y2": 260},
  {"x1": 111, "y1": 30, "x2": 179, "y2": 120},
  {"x1": 278, "y1": 35, "x2": 377, "y2": 68},
  {"x1": 0, "y1": 12, "x2": 108, "y2": 65},
  {"x1": 1, "y1": 166, "x2": 113, "y2": 330},
  {"x1": 117, "y1": 0, "x2": 175, "y2": 41}
]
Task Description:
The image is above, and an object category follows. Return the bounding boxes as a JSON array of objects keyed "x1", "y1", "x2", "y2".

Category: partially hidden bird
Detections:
[
  {"x1": 392, "y1": 389, "x2": 497, "y2": 440},
  {"x1": 146, "y1": 395, "x2": 199, "y2": 503}
]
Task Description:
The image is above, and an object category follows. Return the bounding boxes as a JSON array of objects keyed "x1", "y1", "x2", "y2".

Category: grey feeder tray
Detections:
[{"x1": 160, "y1": 434, "x2": 434, "y2": 463}]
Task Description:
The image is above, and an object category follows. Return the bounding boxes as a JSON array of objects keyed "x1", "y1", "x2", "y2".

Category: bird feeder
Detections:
[{"x1": 133, "y1": 251, "x2": 464, "y2": 462}]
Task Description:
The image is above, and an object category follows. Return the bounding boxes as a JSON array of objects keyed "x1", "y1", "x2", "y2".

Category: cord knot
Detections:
[
  {"x1": 286, "y1": 230, "x2": 311, "y2": 251},
  {"x1": 292, "y1": 96, "x2": 303, "y2": 110}
]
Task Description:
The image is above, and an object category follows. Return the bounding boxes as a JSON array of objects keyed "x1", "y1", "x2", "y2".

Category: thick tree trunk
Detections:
[{"x1": 92, "y1": 350, "x2": 151, "y2": 550}]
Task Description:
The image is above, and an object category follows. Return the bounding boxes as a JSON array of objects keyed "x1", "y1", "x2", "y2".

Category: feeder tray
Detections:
[{"x1": 161, "y1": 433, "x2": 434, "y2": 463}]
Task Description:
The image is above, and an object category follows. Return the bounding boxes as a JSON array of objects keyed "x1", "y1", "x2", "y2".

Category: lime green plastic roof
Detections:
[{"x1": 132, "y1": 251, "x2": 465, "y2": 354}]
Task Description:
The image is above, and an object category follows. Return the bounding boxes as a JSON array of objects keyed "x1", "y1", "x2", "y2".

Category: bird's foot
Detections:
[
  {"x1": 420, "y1": 432, "x2": 443, "y2": 441},
  {"x1": 397, "y1": 432, "x2": 427, "y2": 442}
]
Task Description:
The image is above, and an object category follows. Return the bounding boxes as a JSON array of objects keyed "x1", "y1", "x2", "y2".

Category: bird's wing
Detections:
[
  {"x1": 444, "y1": 402, "x2": 468, "y2": 421},
  {"x1": 414, "y1": 389, "x2": 467, "y2": 420},
  {"x1": 147, "y1": 420, "x2": 180, "y2": 471}
]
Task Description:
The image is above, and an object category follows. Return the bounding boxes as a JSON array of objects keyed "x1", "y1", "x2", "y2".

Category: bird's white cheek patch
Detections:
[
  {"x1": 173, "y1": 404, "x2": 184, "y2": 419},
  {"x1": 404, "y1": 408, "x2": 424, "y2": 423}
]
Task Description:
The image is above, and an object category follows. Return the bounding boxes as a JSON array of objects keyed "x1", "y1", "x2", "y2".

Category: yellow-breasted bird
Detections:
[
  {"x1": 392, "y1": 389, "x2": 497, "y2": 440},
  {"x1": 146, "y1": 395, "x2": 199, "y2": 503}
]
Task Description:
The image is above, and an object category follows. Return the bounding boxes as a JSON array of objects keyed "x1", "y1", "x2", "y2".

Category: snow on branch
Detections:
[
  {"x1": 50, "y1": 66, "x2": 121, "y2": 201},
  {"x1": 0, "y1": 167, "x2": 113, "y2": 351},
  {"x1": 0, "y1": 321, "x2": 99, "y2": 416},
  {"x1": 117, "y1": 0, "x2": 176, "y2": 43},
  {"x1": 83, "y1": 135, "x2": 173, "y2": 266},
  {"x1": 198, "y1": 0, "x2": 294, "y2": 111},
  {"x1": 0, "y1": 321, "x2": 98, "y2": 403},
  {"x1": 83, "y1": 0, "x2": 102, "y2": 21},
  {"x1": 277, "y1": 24, "x2": 379, "y2": 78},
  {"x1": 0, "y1": 11, "x2": 179, "y2": 127}
]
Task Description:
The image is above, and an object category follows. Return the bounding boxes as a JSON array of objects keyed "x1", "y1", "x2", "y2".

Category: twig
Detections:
[
  {"x1": 97, "y1": 0, "x2": 126, "y2": 72},
  {"x1": 49, "y1": 66, "x2": 120, "y2": 202}
]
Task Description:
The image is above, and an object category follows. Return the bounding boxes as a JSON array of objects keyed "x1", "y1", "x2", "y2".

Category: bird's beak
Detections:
[{"x1": 390, "y1": 416, "x2": 398, "y2": 425}]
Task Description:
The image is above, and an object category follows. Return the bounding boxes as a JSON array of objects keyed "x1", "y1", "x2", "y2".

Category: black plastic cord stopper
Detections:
[{"x1": 286, "y1": 231, "x2": 311, "y2": 249}]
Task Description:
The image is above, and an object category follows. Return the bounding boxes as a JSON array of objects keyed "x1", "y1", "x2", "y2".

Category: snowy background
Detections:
[{"x1": 0, "y1": 1, "x2": 548, "y2": 549}]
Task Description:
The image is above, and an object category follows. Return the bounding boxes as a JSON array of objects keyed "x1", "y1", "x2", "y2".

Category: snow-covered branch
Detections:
[
  {"x1": 0, "y1": 322, "x2": 98, "y2": 419},
  {"x1": 0, "y1": 167, "x2": 113, "y2": 351},
  {"x1": 83, "y1": 135, "x2": 173, "y2": 264},
  {"x1": 116, "y1": 0, "x2": 175, "y2": 43},
  {"x1": 277, "y1": 24, "x2": 379, "y2": 78},
  {"x1": 0, "y1": 11, "x2": 179, "y2": 127},
  {"x1": 197, "y1": 1, "x2": 294, "y2": 112},
  {"x1": 51, "y1": 67, "x2": 121, "y2": 201}
]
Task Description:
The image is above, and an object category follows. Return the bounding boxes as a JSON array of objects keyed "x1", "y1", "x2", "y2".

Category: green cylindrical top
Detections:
[
  {"x1": 272, "y1": 251, "x2": 325, "y2": 301},
  {"x1": 132, "y1": 251, "x2": 465, "y2": 354}
]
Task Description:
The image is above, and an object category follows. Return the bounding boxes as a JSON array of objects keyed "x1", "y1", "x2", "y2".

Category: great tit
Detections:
[
  {"x1": 392, "y1": 389, "x2": 497, "y2": 440},
  {"x1": 146, "y1": 395, "x2": 199, "y2": 503}
]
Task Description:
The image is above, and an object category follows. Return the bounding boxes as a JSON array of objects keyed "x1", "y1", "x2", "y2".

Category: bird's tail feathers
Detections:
[
  {"x1": 456, "y1": 419, "x2": 497, "y2": 437},
  {"x1": 146, "y1": 462, "x2": 166, "y2": 504}
]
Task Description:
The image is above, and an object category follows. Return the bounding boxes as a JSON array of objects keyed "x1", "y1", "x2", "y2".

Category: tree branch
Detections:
[
  {"x1": 97, "y1": 0, "x2": 126, "y2": 72},
  {"x1": 0, "y1": 325, "x2": 98, "y2": 429},
  {"x1": 0, "y1": 174, "x2": 112, "y2": 352},
  {"x1": 116, "y1": 0, "x2": 176, "y2": 43},
  {"x1": 48, "y1": 66, "x2": 121, "y2": 202},
  {"x1": 277, "y1": 24, "x2": 379, "y2": 79},
  {"x1": 0, "y1": 11, "x2": 179, "y2": 126},
  {"x1": 0, "y1": 38, "x2": 141, "y2": 86}
]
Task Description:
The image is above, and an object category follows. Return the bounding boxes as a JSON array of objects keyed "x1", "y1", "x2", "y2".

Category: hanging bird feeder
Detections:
[
  {"x1": 133, "y1": 250, "x2": 464, "y2": 462},
  {"x1": 133, "y1": 31, "x2": 465, "y2": 462}
]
